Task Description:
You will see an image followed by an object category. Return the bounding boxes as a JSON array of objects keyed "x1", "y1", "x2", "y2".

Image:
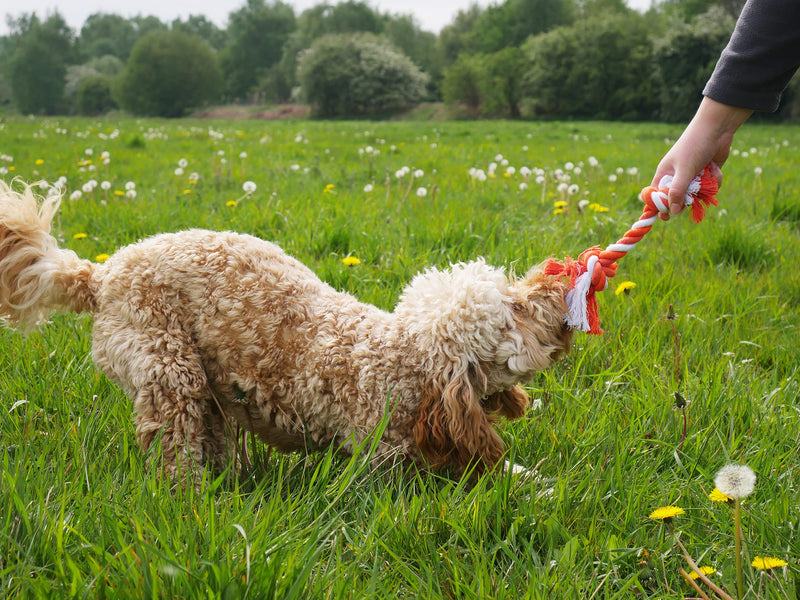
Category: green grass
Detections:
[{"x1": 1, "y1": 117, "x2": 799, "y2": 598}]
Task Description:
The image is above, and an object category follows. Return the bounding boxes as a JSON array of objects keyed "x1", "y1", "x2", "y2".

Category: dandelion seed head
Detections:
[
  {"x1": 416, "y1": 187, "x2": 427, "y2": 198},
  {"x1": 714, "y1": 464, "x2": 756, "y2": 499},
  {"x1": 242, "y1": 181, "x2": 257, "y2": 194}
]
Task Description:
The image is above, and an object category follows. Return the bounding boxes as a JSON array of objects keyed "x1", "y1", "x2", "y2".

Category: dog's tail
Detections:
[{"x1": 0, "y1": 180, "x2": 95, "y2": 330}]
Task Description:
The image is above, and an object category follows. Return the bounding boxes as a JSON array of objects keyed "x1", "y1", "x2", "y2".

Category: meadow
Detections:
[{"x1": 0, "y1": 116, "x2": 798, "y2": 599}]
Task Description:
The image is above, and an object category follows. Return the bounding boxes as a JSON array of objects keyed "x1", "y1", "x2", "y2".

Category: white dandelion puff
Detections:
[
  {"x1": 416, "y1": 187, "x2": 427, "y2": 198},
  {"x1": 242, "y1": 181, "x2": 257, "y2": 194},
  {"x1": 714, "y1": 464, "x2": 756, "y2": 500}
]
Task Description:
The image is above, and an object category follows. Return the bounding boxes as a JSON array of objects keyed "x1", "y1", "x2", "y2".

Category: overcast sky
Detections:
[{"x1": 1, "y1": 0, "x2": 654, "y2": 36}]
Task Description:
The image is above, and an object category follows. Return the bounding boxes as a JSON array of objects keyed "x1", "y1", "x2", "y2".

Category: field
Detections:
[{"x1": 1, "y1": 116, "x2": 798, "y2": 599}]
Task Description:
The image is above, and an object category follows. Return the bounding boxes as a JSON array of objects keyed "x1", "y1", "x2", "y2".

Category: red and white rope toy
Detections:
[{"x1": 545, "y1": 165, "x2": 719, "y2": 335}]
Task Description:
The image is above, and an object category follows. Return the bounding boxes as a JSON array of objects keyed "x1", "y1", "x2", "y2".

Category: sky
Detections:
[{"x1": 1, "y1": 0, "x2": 654, "y2": 37}]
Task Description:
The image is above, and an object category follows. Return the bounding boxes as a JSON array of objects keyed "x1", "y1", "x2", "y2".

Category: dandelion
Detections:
[
  {"x1": 564, "y1": 161, "x2": 574, "y2": 171},
  {"x1": 178, "y1": 158, "x2": 188, "y2": 168},
  {"x1": 414, "y1": 169, "x2": 424, "y2": 178},
  {"x1": 553, "y1": 200, "x2": 567, "y2": 209},
  {"x1": 615, "y1": 281, "x2": 636, "y2": 296},
  {"x1": 226, "y1": 200, "x2": 237, "y2": 208},
  {"x1": 578, "y1": 199, "x2": 590, "y2": 212},
  {"x1": 239, "y1": 152, "x2": 247, "y2": 159},
  {"x1": 520, "y1": 166, "x2": 531, "y2": 178},
  {"x1": 751, "y1": 557, "x2": 788, "y2": 570},
  {"x1": 113, "y1": 190, "x2": 125, "y2": 197},
  {"x1": 323, "y1": 183, "x2": 335, "y2": 193},
  {"x1": 363, "y1": 184, "x2": 373, "y2": 193},
  {"x1": 506, "y1": 166, "x2": 515, "y2": 176},
  {"x1": 754, "y1": 166, "x2": 762, "y2": 175},
  {"x1": 518, "y1": 182, "x2": 528, "y2": 191},
  {"x1": 567, "y1": 184, "x2": 579, "y2": 196},
  {"x1": 242, "y1": 181, "x2": 257, "y2": 194},
  {"x1": 608, "y1": 174, "x2": 618, "y2": 183},
  {"x1": 648, "y1": 506, "x2": 684, "y2": 521},
  {"x1": 126, "y1": 190, "x2": 136, "y2": 199},
  {"x1": 125, "y1": 181, "x2": 136, "y2": 191},
  {"x1": 174, "y1": 167, "x2": 184, "y2": 176},
  {"x1": 35, "y1": 159, "x2": 44, "y2": 165},
  {"x1": 588, "y1": 156, "x2": 599, "y2": 168},
  {"x1": 73, "y1": 233, "x2": 88, "y2": 240},
  {"x1": 100, "y1": 181, "x2": 111, "y2": 191},
  {"x1": 416, "y1": 187, "x2": 427, "y2": 198},
  {"x1": 69, "y1": 190, "x2": 82, "y2": 201},
  {"x1": 95, "y1": 253, "x2": 110, "y2": 263},
  {"x1": 689, "y1": 566, "x2": 717, "y2": 579},
  {"x1": 342, "y1": 256, "x2": 361, "y2": 266},
  {"x1": 714, "y1": 464, "x2": 756, "y2": 499},
  {"x1": 708, "y1": 488, "x2": 733, "y2": 503},
  {"x1": 553, "y1": 208, "x2": 565, "y2": 215},
  {"x1": 589, "y1": 202, "x2": 609, "y2": 213}
]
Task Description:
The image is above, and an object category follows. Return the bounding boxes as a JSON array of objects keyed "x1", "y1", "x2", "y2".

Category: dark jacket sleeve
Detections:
[{"x1": 703, "y1": 0, "x2": 800, "y2": 111}]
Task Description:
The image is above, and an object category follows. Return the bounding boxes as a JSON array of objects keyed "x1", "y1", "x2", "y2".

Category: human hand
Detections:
[{"x1": 651, "y1": 97, "x2": 752, "y2": 219}]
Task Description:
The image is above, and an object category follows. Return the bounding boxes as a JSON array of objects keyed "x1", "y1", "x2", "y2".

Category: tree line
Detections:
[{"x1": 1, "y1": 0, "x2": 797, "y2": 120}]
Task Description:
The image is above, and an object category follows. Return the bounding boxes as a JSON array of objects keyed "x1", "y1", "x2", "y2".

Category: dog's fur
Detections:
[{"x1": 0, "y1": 181, "x2": 572, "y2": 480}]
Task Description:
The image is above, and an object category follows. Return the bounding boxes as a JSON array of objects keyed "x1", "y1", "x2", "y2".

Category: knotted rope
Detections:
[{"x1": 545, "y1": 166, "x2": 719, "y2": 335}]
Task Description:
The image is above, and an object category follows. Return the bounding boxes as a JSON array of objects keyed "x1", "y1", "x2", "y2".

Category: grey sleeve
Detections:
[{"x1": 703, "y1": 0, "x2": 800, "y2": 112}]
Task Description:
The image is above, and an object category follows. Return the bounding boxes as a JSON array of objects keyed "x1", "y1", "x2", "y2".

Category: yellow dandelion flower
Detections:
[
  {"x1": 503, "y1": 172, "x2": 511, "y2": 178},
  {"x1": 689, "y1": 566, "x2": 717, "y2": 579},
  {"x1": 689, "y1": 566, "x2": 716, "y2": 579},
  {"x1": 615, "y1": 281, "x2": 636, "y2": 296},
  {"x1": 489, "y1": 173, "x2": 496, "y2": 179},
  {"x1": 553, "y1": 208, "x2": 565, "y2": 215},
  {"x1": 77, "y1": 160, "x2": 85, "y2": 167},
  {"x1": 183, "y1": 189, "x2": 192, "y2": 195},
  {"x1": 95, "y1": 253, "x2": 110, "y2": 263},
  {"x1": 85, "y1": 159, "x2": 92, "y2": 165},
  {"x1": 553, "y1": 200, "x2": 568, "y2": 208},
  {"x1": 751, "y1": 557, "x2": 788, "y2": 570},
  {"x1": 114, "y1": 190, "x2": 125, "y2": 197},
  {"x1": 589, "y1": 202, "x2": 610, "y2": 213},
  {"x1": 324, "y1": 184, "x2": 335, "y2": 193},
  {"x1": 708, "y1": 488, "x2": 733, "y2": 503},
  {"x1": 648, "y1": 506, "x2": 684, "y2": 520},
  {"x1": 226, "y1": 200, "x2": 237, "y2": 208},
  {"x1": 73, "y1": 232, "x2": 88, "y2": 240},
  {"x1": 35, "y1": 159, "x2": 44, "y2": 165},
  {"x1": 342, "y1": 256, "x2": 361, "y2": 266},
  {"x1": 8, "y1": 166, "x2": 14, "y2": 171}
]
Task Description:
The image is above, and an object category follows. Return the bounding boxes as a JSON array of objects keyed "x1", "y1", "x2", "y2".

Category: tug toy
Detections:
[{"x1": 545, "y1": 166, "x2": 719, "y2": 335}]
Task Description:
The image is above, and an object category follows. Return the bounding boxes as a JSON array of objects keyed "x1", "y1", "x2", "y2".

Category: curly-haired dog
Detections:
[{"x1": 0, "y1": 181, "x2": 572, "y2": 481}]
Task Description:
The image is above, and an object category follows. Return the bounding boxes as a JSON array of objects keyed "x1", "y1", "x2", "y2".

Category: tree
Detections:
[
  {"x1": 115, "y1": 30, "x2": 223, "y2": 117},
  {"x1": 522, "y1": 13, "x2": 657, "y2": 120},
  {"x1": 76, "y1": 75, "x2": 117, "y2": 115},
  {"x1": 78, "y1": 13, "x2": 138, "y2": 60},
  {"x1": 653, "y1": 6, "x2": 736, "y2": 121},
  {"x1": 298, "y1": 33, "x2": 428, "y2": 117},
  {"x1": 220, "y1": 0, "x2": 296, "y2": 101},
  {"x1": 171, "y1": 15, "x2": 227, "y2": 51},
  {"x1": 441, "y1": 55, "x2": 485, "y2": 115},
  {"x1": 8, "y1": 13, "x2": 75, "y2": 114},
  {"x1": 483, "y1": 47, "x2": 527, "y2": 117}
]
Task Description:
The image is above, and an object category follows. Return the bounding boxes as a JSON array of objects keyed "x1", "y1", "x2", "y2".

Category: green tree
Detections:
[
  {"x1": 115, "y1": 30, "x2": 222, "y2": 117},
  {"x1": 298, "y1": 33, "x2": 427, "y2": 117},
  {"x1": 483, "y1": 47, "x2": 527, "y2": 117},
  {"x1": 8, "y1": 13, "x2": 75, "y2": 114},
  {"x1": 653, "y1": 6, "x2": 736, "y2": 121},
  {"x1": 78, "y1": 13, "x2": 137, "y2": 60},
  {"x1": 221, "y1": 0, "x2": 296, "y2": 101},
  {"x1": 522, "y1": 13, "x2": 657, "y2": 120},
  {"x1": 441, "y1": 54, "x2": 485, "y2": 115},
  {"x1": 171, "y1": 15, "x2": 227, "y2": 50},
  {"x1": 76, "y1": 74, "x2": 117, "y2": 115}
]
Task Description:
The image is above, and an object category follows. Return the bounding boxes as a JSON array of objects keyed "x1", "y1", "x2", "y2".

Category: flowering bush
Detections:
[{"x1": 297, "y1": 33, "x2": 428, "y2": 117}]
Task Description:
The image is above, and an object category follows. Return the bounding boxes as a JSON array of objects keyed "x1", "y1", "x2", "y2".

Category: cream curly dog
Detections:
[{"x1": 0, "y1": 181, "x2": 572, "y2": 481}]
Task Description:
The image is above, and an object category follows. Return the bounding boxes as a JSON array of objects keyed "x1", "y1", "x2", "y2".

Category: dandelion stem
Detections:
[
  {"x1": 673, "y1": 536, "x2": 735, "y2": 600},
  {"x1": 734, "y1": 499, "x2": 744, "y2": 600},
  {"x1": 678, "y1": 568, "x2": 714, "y2": 600}
]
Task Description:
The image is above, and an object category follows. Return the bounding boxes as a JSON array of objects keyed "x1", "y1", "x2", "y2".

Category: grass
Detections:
[{"x1": 1, "y1": 116, "x2": 799, "y2": 598}]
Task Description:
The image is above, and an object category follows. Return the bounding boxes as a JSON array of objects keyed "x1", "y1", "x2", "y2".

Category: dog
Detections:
[{"x1": 0, "y1": 180, "x2": 572, "y2": 482}]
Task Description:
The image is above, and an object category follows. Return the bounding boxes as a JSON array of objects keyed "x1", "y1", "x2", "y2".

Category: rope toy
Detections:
[{"x1": 545, "y1": 165, "x2": 719, "y2": 335}]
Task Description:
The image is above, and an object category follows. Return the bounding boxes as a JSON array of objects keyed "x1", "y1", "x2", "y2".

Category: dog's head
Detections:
[{"x1": 395, "y1": 260, "x2": 572, "y2": 474}]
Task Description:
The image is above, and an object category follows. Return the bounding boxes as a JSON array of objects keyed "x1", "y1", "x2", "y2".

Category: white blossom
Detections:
[{"x1": 714, "y1": 464, "x2": 756, "y2": 500}]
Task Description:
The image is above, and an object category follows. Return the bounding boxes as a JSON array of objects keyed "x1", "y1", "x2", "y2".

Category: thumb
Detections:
[{"x1": 667, "y1": 170, "x2": 692, "y2": 215}]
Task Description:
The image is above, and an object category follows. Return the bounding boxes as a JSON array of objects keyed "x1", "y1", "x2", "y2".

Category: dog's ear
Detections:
[
  {"x1": 482, "y1": 385, "x2": 529, "y2": 420},
  {"x1": 413, "y1": 363, "x2": 505, "y2": 475}
]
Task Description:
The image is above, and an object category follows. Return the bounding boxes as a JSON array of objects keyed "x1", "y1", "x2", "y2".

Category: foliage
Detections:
[
  {"x1": 220, "y1": 0, "x2": 296, "y2": 101},
  {"x1": 77, "y1": 13, "x2": 138, "y2": 60},
  {"x1": 114, "y1": 30, "x2": 222, "y2": 117},
  {"x1": 75, "y1": 74, "x2": 117, "y2": 115},
  {"x1": 652, "y1": 6, "x2": 737, "y2": 122},
  {"x1": 522, "y1": 12, "x2": 658, "y2": 120},
  {"x1": 7, "y1": 13, "x2": 75, "y2": 115},
  {"x1": 441, "y1": 54, "x2": 485, "y2": 115},
  {"x1": 297, "y1": 33, "x2": 428, "y2": 117},
  {"x1": 483, "y1": 47, "x2": 527, "y2": 117},
  {"x1": 1, "y1": 117, "x2": 799, "y2": 598},
  {"x1": 171, "y1": 15, "x2": 227, "y2": 51}
]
